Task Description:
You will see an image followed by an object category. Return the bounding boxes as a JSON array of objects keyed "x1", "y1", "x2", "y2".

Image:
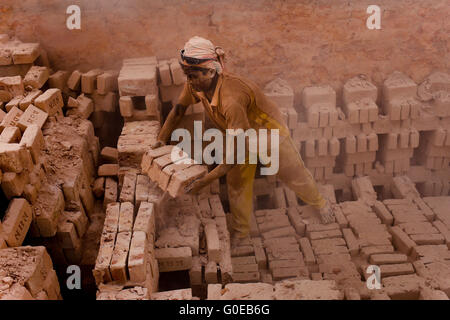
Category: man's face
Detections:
[{"x1": 184, "y1": 69, "x2": 214, "y2": 92}]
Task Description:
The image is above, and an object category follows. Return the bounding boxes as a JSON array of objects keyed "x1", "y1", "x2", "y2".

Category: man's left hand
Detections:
[{"x1": 184, "y1": 177, "x2": 208, "y2": 195}]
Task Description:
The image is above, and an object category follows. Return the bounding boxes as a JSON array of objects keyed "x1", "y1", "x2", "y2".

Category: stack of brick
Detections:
[
  {"x1": 141, "y1": 144, "x2": 208, "y2": 197},
  {"x1": 264, "y1": 78, "x2": 298, "y2": 131},
  {"x1": 0, "y1": 119, "x2": 47, "y2": 248},
  {"x1": 118, "y1": 57, "x2": 160, "y2": 123},
  {"x1": 207, "y1": 279, "x2": 344, "y2": 300},
  {"x1": 118, "y1": 120, "x2": 160, "y2": 171},
  {"x1": 0, "y1": 35, "x2": 46, "y2": 78},
  {"x1": 96, "y1": 146, "x2": 119, "y2": 208},
  {"x1": 66, "y1": 67, "x2": 119, "y2": 140},
  {"x1": 94, "y1": 201, "x2": 159, "y2": 298},
  {"x1": 297, "y1": 85, "x2": 339, "y2": 181},
  {"x1": 0, "y1": 246, "x2": 61, "y2": 300},
  {"x1": 29, "y1": 117, "x2": 98, "y2": 265}
]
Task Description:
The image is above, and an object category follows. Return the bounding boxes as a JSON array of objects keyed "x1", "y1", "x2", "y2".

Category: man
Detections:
[{"x1": 153, "y1": 36, "x2": 335, "y2": 246}]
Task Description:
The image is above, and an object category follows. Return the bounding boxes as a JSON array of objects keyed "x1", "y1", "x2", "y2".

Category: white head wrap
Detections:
[{"x1": 181, "y1": 36, "x2": 225, "y2": 74}]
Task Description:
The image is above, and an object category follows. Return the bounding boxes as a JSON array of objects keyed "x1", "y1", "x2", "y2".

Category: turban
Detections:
[{"x1": 180, "y1": 36, "x2": 225, "y2": 74}]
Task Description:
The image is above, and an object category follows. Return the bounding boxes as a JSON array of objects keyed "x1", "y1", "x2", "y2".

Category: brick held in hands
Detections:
[
  {"x1": 34, "y1": 88, "x2": 63, "y2": 116},
  {"x1": 155, "y1": 247, "x2": 192, "y2": 272},
  {"x1": 23, "y1": 66, "x2": 49, "y2": 89},
  {"x1": 1, "y1": 198, "x2": 32, "y2": 247},
  {"x1": 166, "y1": 165, "x2": 208, "y2": 197}
]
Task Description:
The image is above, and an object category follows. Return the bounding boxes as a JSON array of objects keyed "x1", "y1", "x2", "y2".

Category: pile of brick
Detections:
[
  {"x1": 0, "y1": 246, "x2": 60, "y2": 300},
  {"x1": 93, "y1": 201, "x2": 159, "y2": 297}
]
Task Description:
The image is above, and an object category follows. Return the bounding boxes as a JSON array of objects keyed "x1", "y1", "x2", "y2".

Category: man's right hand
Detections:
[{"x1": 151, "y1": 140, "x2": 165, "y2": 149}]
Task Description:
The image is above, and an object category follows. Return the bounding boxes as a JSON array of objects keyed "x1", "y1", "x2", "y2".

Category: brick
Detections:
[
  {"x1": 380, "y1": 263, "x2": 415, "y2": 278},
  {"x1": 19, "y1": 124, "x2": 43, "y2": 163},
  {"x1": 252, "y1": 239, "x2": 267, "y2": 270},
  {"x1": 262, "y1": 226, "x2": 296, "y2": 240},
  {"x1": 309, "y1": 229, "x2": 342, "y2": 241},
  {"x1": 231, "y1": 272, "x2": 260, "y2": 283},
  {"x1": 18, "y1": 90, "x2": 41, "y2": 111},
  {"x1": 231, "y1": 245, "x2": 254, "y2": 257},
  {"x1": 342, "y1": 228, "x2": 359, "y2": 256},
  {"x1": 189, "y1": 256, "x2": 202, "y2": 286},
  {"x1": 48, "y1": 70, "x2": 69, "y2": 90},
  {"x1": 373, "y1": 201, "x2": 394, "y2": 226},
  {"x1": 0, "y1": 76, "x2": 24, "y2": 102},
  {"x1": 399, "y1": 222, "x2": 439, "y2": 235},
  {"x1": 410, "y1": 234, "x2": 445, "y2": 245},
  {"x1": 0, "y1": 126, "x2": 21, "y2": 143},
  {"x1": 93, "y1": 231, "x2": 116, "y2": 284},
  {"x1": 67, "y1": 70, "x2": 82, "y2": 91},
  {"x1": 110, "y1": 231, "x2": 132, "y2": 282},
  {"x1": 231, "y1": 256, "x2": 257, "y2": 265},
  {"x1": 56, "y1": 217, "x2": 80, "y2": 249},
  {"x1": 155, "y1": 247, "x2": 192, "y2": 272},
  {"x1": 345, "y1": 135, "x2": 356, "y2": 154},
  {"x1": 169, "y1": 59, "x2": 185, "y2": 86},
  {"x1": 118, "y1": 202, "x2": 134, "y2": 233},
  {"x1": 299, "y1": 237, "x2": 315, "y2": 265},
  {"x1": 205, "y1": 221, "x2": 221, "y2": 263},
  {"x1": 81, "y1": 69, "x2": 103, "y2": 94},
  {"x1": 1, "y1": 171, "x2": 27, "y2": 199},
  {"x1": 98, "y1": 164, "x2": 119, "y2": 177},
  {"x1": 17, "y1": 104, "x2": 48, "y2": 132},
  {"x1": 34, "y1": 89, "x2": 63, "y2": 116},
  {"x1": 0, "y1": 106, "x2": 23, "y2": 132},
  {"x1": 118, "y1": 62, "x2": 158, "y2": 97},
  {"x1": 287, "y1": 207, "x2": 305, "y2": 236},
  {"x1": 166, "y1": 165, "x2": 208, "y2": 197},
  {"x1": 1, "y1": 198, "x2": 32, "y2": 247},
  {"x1": 119, "y1": 172, "x2": 137, "y2": 204},
  {"x1": 205, "y1": 261, "x2": 218, "y2": 283},
  {"x1": 382, "y1": 274, "x2": 422, "y2": 300},
  {"x1": 12, "y1": 43, "x2": 40, "y2": 64},
  {"x1": 127, "y1": 231, "x2": 148, "y2": 283},
  {"x1": 33, "y1": 183, "x2": 65, "y2": 237},
  {"x1": 5, "y1": 95, "x2": 23, "y2": 112},
  {"x1": 302, "y1": 85, "x2": 336, "y2": 109},
  {"x1": 369, "y1": 253, "x2": 408, "y2": 265},
  {"x1": 343, "y1": 77, "x2": 378, "y2": 105},
  {"x1": 97, "y1": 70, "x2": 119, "y2": 94},
  {"x1": 23, "y1": 66, "x2": 49, "y2": 89},
  {"x1": 360, "y1": 245, "x2": 395, "y2": 259}
]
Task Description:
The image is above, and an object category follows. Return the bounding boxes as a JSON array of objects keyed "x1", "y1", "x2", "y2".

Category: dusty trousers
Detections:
[{"x1": 227, "y1": 134, "x2": 327, "y2": 238}]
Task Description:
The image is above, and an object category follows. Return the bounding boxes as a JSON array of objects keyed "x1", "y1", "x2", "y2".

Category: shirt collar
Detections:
[{"x1": 191, "y1": 74, "x2": 223, "y2": 108}]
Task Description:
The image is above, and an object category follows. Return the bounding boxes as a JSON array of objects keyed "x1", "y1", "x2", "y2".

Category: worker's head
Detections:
[{"x1": 179, "y1": 36, "x2": 225, "y2": 92}]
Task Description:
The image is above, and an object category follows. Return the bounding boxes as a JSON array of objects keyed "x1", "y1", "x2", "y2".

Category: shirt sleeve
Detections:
[{"x1": 177, "y1": 82, "x2": 200, "y2": 107}]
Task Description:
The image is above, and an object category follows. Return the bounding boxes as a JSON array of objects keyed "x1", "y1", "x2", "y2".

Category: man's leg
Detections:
[
  {"x1": 226, "y1": 163, "x2": 257, "y2": 240},
  {"x1": 275, "y1": 136, "x2": 335, "y2": 223}
]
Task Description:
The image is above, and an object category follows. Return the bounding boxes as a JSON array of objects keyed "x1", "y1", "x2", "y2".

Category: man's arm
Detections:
[{"x1": 156, "y1": 103, "x2": 186, "y2": 144}]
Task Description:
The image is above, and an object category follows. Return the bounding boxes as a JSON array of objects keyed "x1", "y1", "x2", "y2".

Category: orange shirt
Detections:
[{"x1": 178, "y1": 72, "x2": 290, "y2": 138}]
